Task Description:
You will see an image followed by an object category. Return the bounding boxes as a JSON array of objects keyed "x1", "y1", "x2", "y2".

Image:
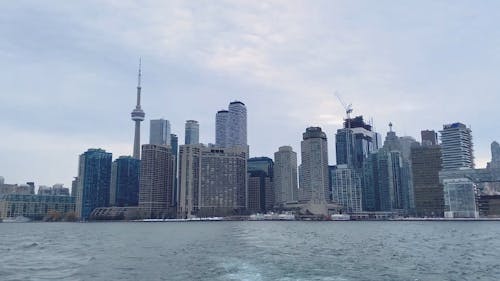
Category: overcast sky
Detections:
[{"x1": 2, "y1": 1, "x2": 500, "y2": 187}]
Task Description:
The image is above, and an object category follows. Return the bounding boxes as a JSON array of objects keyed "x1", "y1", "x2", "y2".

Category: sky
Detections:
[{"x1": 1, "y1": 0, "x2": 500, "y2": 187}]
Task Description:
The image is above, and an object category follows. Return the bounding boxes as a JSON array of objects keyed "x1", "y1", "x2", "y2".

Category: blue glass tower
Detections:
[
  {"x1": 76, "y1": 149, "x2": 112, "y2": 220},
  {"x1": 110, "y1": 156, "x2": 140, "y2": 207},
  {"x1": 248, "y1": 157, "x2": 274, "y2": 213}
]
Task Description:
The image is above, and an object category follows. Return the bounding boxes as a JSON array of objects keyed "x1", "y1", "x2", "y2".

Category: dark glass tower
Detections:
[
  {"x1": 110, "y1": 156, "x2": 140, "y2": 207},
  {"x1": 248, "y1": 157, "x2": 274, "y2": 213},
  {"x1": 76, "y1": 149, "x2": 112, "y2": 220}
]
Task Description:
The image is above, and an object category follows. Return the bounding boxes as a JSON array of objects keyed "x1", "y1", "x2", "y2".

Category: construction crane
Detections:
[{"x1": 334, "y1": 91, "x2": 353, "y2": 167}]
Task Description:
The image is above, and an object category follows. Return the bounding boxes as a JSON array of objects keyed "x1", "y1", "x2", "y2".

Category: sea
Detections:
[{"x1": 0, "y1": 221, "x2": 499, "y2": 281}]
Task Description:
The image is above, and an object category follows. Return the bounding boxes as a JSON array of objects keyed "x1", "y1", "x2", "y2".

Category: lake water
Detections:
[{"x1": 0, "y1": 221, "x2": 499, "y2": 281}]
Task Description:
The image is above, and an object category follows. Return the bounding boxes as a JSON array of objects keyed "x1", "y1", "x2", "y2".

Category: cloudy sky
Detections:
[{"x1": 1, "y1": 0, "x2": 500, "y2": 187}]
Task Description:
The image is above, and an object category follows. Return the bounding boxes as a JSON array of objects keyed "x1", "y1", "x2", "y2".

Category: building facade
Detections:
[
  {"x1": 0, "y1": 194, "x2": 75, "y2": 220},
  {"x1": 274, "y1": 146, "x2": 298, "y2": 206},
  {"x1": 215, "y1": 101, "x2": 247, "y2": 148},
  {"x1": 178, "y1": 145, "x2": 247, "y2": 218},
  {"x1": 185, "y1": 120, "x2": 200, "y2": 145},
  {"x1": 76, "y1": 148, "x2": 112, "y2": 220},
  {"x1": 248, "y1": 157, "x2": 274, "y2": 213},
  {"x1": 110, "y1": 156, "x2": 140, "y2": 207},
  {"x1": 139, "y1": 144, "x2": 175, "y2": 218},
  {"x1": 330, "y1": 165, "x2": 362, "y2": 213},
  {"x1": 150, "y1": 119, "x2": 171, "y2": 146}
]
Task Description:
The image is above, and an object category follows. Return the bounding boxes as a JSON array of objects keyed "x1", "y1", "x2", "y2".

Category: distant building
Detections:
[
  {"x1": 0, "y1": 194, "x2": 75, "y2": 220},
  {"x1": 149, "y1": 119, "x2": 171, "y2": 146},
  {"x1": 411, "y1": 144, "x2": 444, "y2": 217},
  {"x1": 487, "y1": 141, "x2": 500, "y2": 170},
  {"x1": 248, "y1": 157, "x2": 274, "y2": 213},
  {"x1": 421, "y1": 130, "x2": 438, "y2": 146},
  {"x1": 76, "y1": 148, "x2": 112, "y2": 220},
  {"x1": 139, "y1": 144, "x2": 175, "y2": 218},
  {"x1": 330, "y1": 165, "x2": 362, "y2": 214},
  {"x1": 274, "y1": 146, "x2": 298, "y2": 206},
  {"x1": 439, "y1": 123, "x2": 477, "y2": 218},
  {"x1": 171, "y1": 133, "x2": 179, "y2": 206},
  {"x1": 299, "y1": 127, "x2": 329, "y2": 214},
  {"x1": 110, "y1": 156, "x2": 140, "y2": 207},
  {"x1": 38, "y1": 184, "x2": 70, "y2": 196},
  {"x1": 71, "y1": 177, "x2": 78, "y2": 197},
  {"x1": 215, "y1": 101, "x2": 247, "y2": 148},
  {"x1": 178, "y1": 144, "x2": 247, "y2": 218},
  {"x1": 185, "y1": 120, "x2": 200, "y2": 145}
]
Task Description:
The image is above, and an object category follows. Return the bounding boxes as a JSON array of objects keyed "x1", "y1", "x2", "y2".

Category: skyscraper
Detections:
[
  {"x1": 299, "y1": 127, "x2": 329, "y2": 208},
  {"x1": 150, "y1": 119, "x2": 171, "y2": 146},
  {"x1": 411, "y1": 143, "x2": 443, "y2": 217},
  {"x1": 248, "y1": 157, "x2": 274, "y2": 213},
  {"x1": 331, "y1": 165, "x2": 362, "y2": 214},
  {"x1": 439, "y1": 122, "x2": 477, "y2": 218},
  {"x1": 110, "y1": 156, "x2": 140, "y2": 207},
  {"x1": 139, "y1": 144, "x2": 175, "y2": 218},
  {"x1": 274, "y1": 146, "x2": 298, "y2": 206},
  {"x1": 215, "y1": 101, "x2": 247, "y2": 148},
  {"x1": 170, "y1": 133, "x2": 179, "y2": 206},
  {"x1": 215, "y1": 110, "x2": 229, "y2": 147},
  {"x1": 421, "y1": 130, "x2": 438, "y2": 146},
  {"x1": 131, "y1": 60, "x2": 145, "y2": 159},
  {"x1": 76, "y1": 148, "x2": 112, "y2": 220},
  {"x1": 185, "y1": 120, "x2": 200, "y2": 145},
  {"x1": 178, "y1": 144, "x2": 247, "y2": 218},
  {"x1": 487, "y1": 141, "x2": 500, "y2": 170},
  {"x1": 440, "y1": 123, "x2": 474, "y2": 170}
]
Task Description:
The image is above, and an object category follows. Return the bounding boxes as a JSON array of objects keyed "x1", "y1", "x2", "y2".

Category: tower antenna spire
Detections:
[{"x1": 138, "y1": 57, "x2": 142, "y2": 88}]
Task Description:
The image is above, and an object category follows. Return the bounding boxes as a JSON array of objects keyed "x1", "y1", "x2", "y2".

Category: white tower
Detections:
[{"x1": 131, "y1": 60, "x2": 145, "y2": 159}]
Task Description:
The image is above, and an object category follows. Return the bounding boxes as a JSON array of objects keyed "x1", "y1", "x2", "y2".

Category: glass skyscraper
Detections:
[
  {"x1": 110, "y1": 156, "x2": 140, "y2": 207},
  {"x1": 185, "y1": 120, "x2": 199, "y2": 145},
  {"x1": 76, "y1": 148, "x2": 112, "y2": 220},
  {"x1": 150, "y1": 119, "x2": 171, "y2": 146}
]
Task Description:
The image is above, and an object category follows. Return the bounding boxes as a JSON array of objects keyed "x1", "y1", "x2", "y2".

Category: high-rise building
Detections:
[
  {"x1": 76, "y1": 148, "x2": 112, "y2": 220},
  {"x1": 185, "y1": 120, "x2": 200, "y2": 145},
  {"x1": 110, "y1": 156, "x2": 140, "y2": 207},
  {"x1": 331, "y1": 165, "x2": 362, "y2": 214},
  {"x1": 440, "y1": 123, "x2": 474, "y2": 170},
  {"x1": 439, "y1": 122, "x2": 477, "y2": 218},
  {"x1": 71, "y1": 177, "x2": 78, "y2": 197},
  {"x1": 170, "y1": 133, "x2": 179, "y2": 206},
  {"x1": 139, "y1": 144, "x2": 175, "y2": 218},
  {"x1": 150, "y1": 119, "x2": 171, "y2": 146},
  {"x1": 215, "y1": 101, "x2": 247, "y2": 148},
  {"x1": 421, "y1": 130, "x2": 438, "y2": 146},
  {"x1": 411, "y1": 144, "x2": 444, "y2": 217},
  {"x1": 178, "y1": 145, "x2": 247, "y2": 218},
  {"x1": 274, "y1": 146, "x2": 298, "y2": 206},
  {"x1": 215, "y1": 110, "x2": 229, "y2": 147},
  {"x1": 335, "y1": 116, "x2": 380, "y2": 170},
  {"x1": 131, "y1": 60, "x2": 145, "y2": 159},
  {"x1": 248, "y1": 157, "x2": 274, "y2": 213},
  {"x1": 299, "y1": 127, "x2": 329, "y2": 207},
  {"x1": 487, "y1": 141, "x2": 500, "y2": 170}
]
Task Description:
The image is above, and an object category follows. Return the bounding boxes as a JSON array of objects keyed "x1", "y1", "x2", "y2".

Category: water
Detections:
[{"x1": 1, "y1": 221, "x2": 499, "y2": 281}]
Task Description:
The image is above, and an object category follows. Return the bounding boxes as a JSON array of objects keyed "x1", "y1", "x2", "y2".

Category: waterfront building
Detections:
[
  {"x1": 411, "y1": 143, "x2": 444, "y2": 217},
  {"x1": 248, "y1": 157, "x2": 274, "y2": 213},
  {"x1": 76, "y1": 148, "x2": 112, "y2": 220},
  {"x1": 178, "y1": 144, "x2": 247, "y2": 218},
  {"x1": 150, "y1": 119, "x2": 171, "y2": 146},
  {"x1": 171, "y1": 133, "x2": 179, "y2": 206},
  {"x1": 274, "y1": 146, "x2": 298, "y2": 206},
  {"x1": 139, "y1": 144, "x2": 175, "y2": 218},
  {"x1": 299, "y1": 127, "x2": 329, "y2": 214},
  {"x1": 215, "y1": 101, "x2": 247, "y2": 148},
  {"x1": 110, "y1": 156, "x2": 140, "y2": 207},
  {"x1": 439, "y1": 123, "x2": 477, "y2": 218},
  {"x1": 185, "y1": 120, "x2": 200, "y2": 145},
  {"x1": 38, "y1": 185, "x2": 70, "y2": 196},
  {"x1": 0, "y1": 194, "x2": 75, "y2": 220},
  {"x1": 330, "y1": 165, "x2": 362, "y2": 213},
  {"x1": 421, "y1": 130, "x2": 438, "y2": 146},
  {"x1": 131, "y1": 60, "x2": 145, "y2": 159}
]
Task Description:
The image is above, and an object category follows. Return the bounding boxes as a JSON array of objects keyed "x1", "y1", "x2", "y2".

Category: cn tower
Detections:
[{"x1": 131, "y1": 59, "x2": 145, "y2": 159}]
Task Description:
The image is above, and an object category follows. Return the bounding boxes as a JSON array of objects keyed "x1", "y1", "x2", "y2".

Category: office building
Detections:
[
  {"x1": 185, "y1": 120, "x2": 200, "y2": 145},
  {"x1": 139, "y1": 144, "x2": 175, "y2": 218},
  {"x1": 178, "y1": 144, "x2": 247, "y2": 218},
  {"x1": 274, "y1": 146, "x2": 298, "y2": 206},
  {"x1": 110, "y1": 156, "x2": 140, "y2": 207},
  {"x1": 440, "y1": 123, "x2": 474, "y2": 170},
  {"x1": 76, "y1": 148, "x2": 112, "y2": 220},
  {"x1": 248, "y1": 157, "x2": 274, "y2": 213},
  {"x1": 150, "y1": 119, "x2": 171, "y2": 146},
  {"x1": 421, "y1": 130, "x2": 438, "y2": 146}
]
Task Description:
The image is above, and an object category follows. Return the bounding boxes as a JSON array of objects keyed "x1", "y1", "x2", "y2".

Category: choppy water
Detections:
[{"x1": 0, "y1": 221, "x2": 499, "y2": 281}]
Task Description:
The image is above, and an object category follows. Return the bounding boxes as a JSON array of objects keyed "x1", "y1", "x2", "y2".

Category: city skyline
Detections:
[{"x1": 2, "y1": 1, "x2": 500, "y2": 187}]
